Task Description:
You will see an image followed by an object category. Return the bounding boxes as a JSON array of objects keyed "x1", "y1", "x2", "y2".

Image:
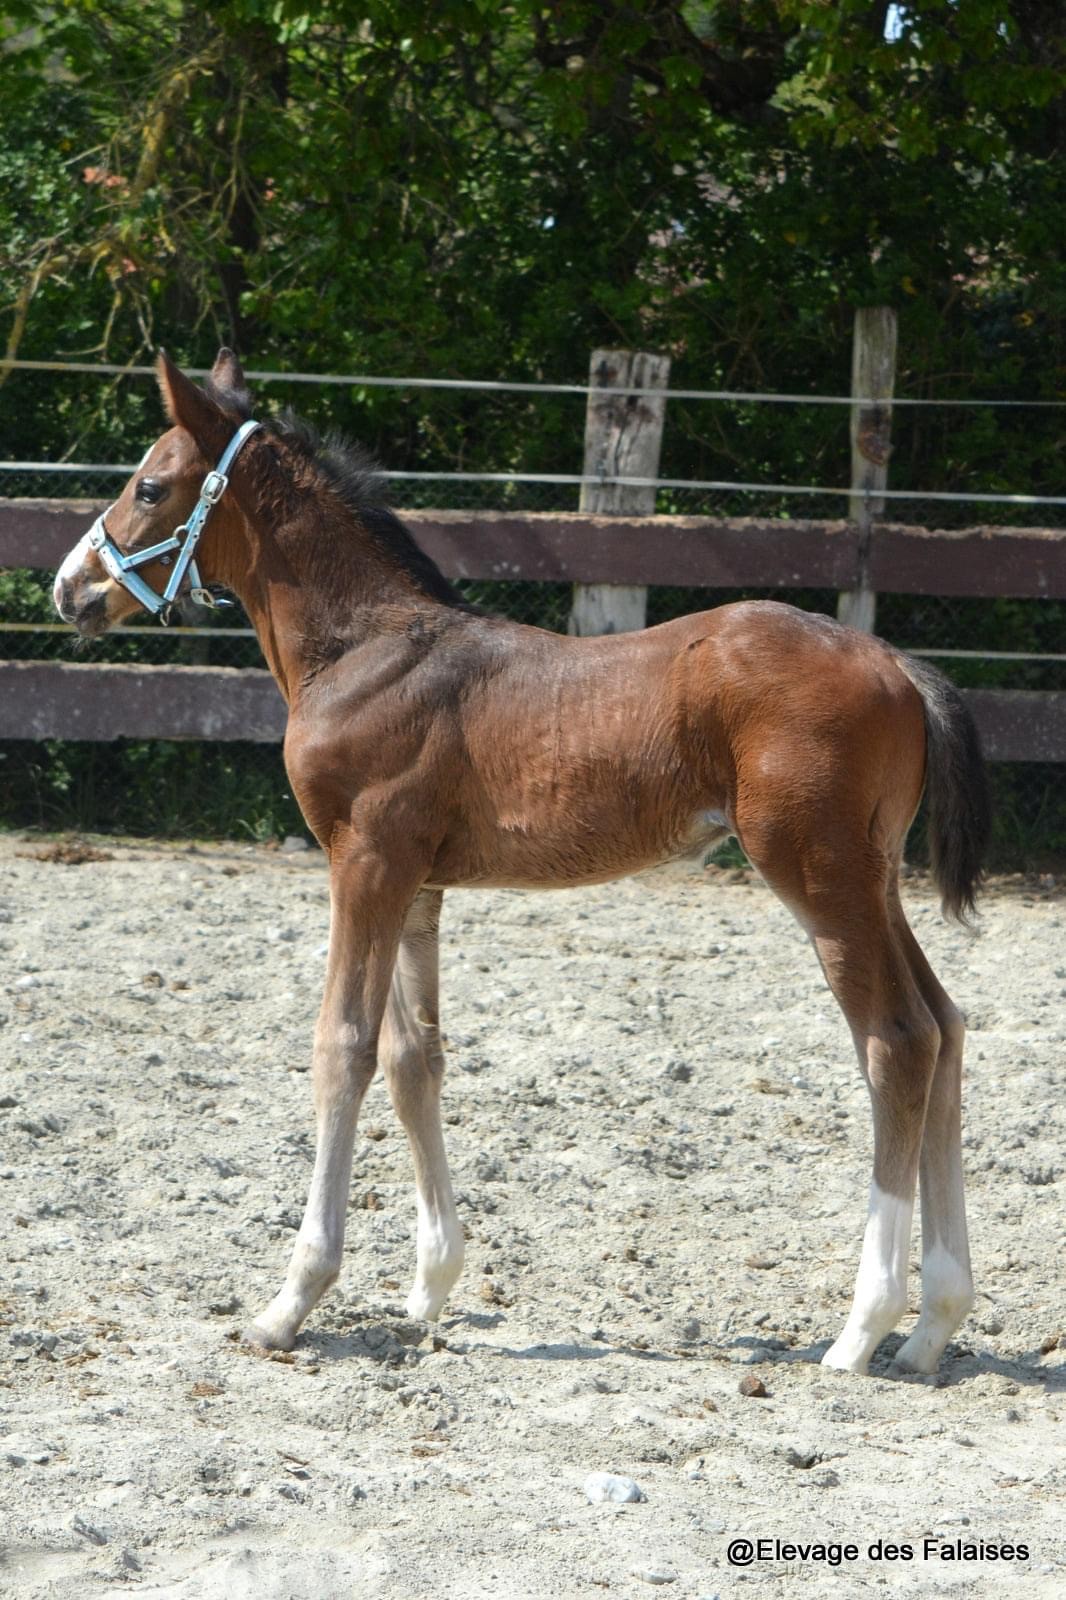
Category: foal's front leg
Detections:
[
  {"x1": 379, "y1": 889, "x2": 465, "y2": 1320},
  {"x1": 244, "y1": 857, "x2": 411, "y2": 1352}
]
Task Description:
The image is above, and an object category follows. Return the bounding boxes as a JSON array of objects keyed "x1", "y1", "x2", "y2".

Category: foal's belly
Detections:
[{"x1": 425, "y1": 808, "x2": 733, "y2": 891}]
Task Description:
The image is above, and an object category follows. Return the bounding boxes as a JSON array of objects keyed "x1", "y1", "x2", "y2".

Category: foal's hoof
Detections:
[
  {"x1": 405, "y1": 1286, "x2": 444, "y2": 1323},
  {"x1": 820, "y1": 1343, "x2": 869, "y2": 1376},
  {"x1": 241, "y1": 1321, "x2": 295, "y2": 1354},
  {"x1": 891, "y1": 1337, "x2": 940, "y2": 1377}
]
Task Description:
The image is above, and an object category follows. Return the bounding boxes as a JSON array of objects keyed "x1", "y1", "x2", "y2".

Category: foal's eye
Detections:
[{"x1": 135, "y1": 478, "x2": 165, "y2": 504}]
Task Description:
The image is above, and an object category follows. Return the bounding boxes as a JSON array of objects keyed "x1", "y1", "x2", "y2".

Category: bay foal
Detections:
[{"x1": 54, "y1": 350, "x2": 990, "y2": 1375}]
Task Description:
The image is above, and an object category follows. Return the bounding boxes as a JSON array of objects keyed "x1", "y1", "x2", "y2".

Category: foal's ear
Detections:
[
  {"x1": 206, "y1": 347, "x2": 254, "y2": 422},
  {"x1": 156, "y1": 350, "x2": 232, "y2": 460},
  {"x1": 210, "y1": 347, "x2": 247, "y2": 395}
]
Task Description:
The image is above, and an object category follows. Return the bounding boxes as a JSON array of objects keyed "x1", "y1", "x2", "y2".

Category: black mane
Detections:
[{"x1": 203, "y1": 378, "x2": 471, "y2": 610}]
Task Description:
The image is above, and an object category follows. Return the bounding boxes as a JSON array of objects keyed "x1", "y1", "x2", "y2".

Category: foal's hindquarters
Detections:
[{"x1": 245, "y1": 606, "x2": 980, "y2": 1375}]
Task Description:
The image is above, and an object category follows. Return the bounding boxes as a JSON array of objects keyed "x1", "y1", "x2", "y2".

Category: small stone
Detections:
[
  {"x1": 979, "y1": 1313, "x2": 1005, "y2": 1336},
  {"x1": 631, "y1": 1569, "x2": 677, "y2": 1586},
  {"x1": 280, "y1": 835, "x2": 309, "y2": 854},
  {"x1": 664, "y1": 1060, "x2": 692, "y2": 1083},
  {"x1": 206, "y1": 1292, "x2": 241, "y2": 1316},
  {"x1": 71, "y1": 1511, "x2": 108, "y2": 1545},
  {"x1": 584, "y1": 1472, "x2": 646, "y2": 1504},
  {"x1": 1039, "y1": 1331, "x2": 1061, "y2": 1354},
  {"x1": 732, "y1": 1345, "x2": 771, "y2": 1365},
  {"x1": 738, "y1": 1375, "x2": 767, "y2": 1398}
]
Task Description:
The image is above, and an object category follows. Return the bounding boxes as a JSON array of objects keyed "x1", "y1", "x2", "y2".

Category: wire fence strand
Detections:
[{"x1": 2, "y1": 357, "x2": 1064, "y2": 407}]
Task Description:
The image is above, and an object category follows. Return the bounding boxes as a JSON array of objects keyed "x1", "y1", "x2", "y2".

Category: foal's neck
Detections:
[{"x1": 214, "y1": 492, "x2": 457, "y2": 703}]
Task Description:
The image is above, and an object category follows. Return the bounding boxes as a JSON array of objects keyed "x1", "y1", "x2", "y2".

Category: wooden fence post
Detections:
[
  {"x1": 569, "y1": 348, "x2": 670, "y2": 636},
  {"x1": 837, "y1": 306, "x2": 897, "y2": 633}
]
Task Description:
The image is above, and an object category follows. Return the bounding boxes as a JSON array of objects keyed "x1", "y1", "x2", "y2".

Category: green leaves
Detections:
[{"x1": 0, "y1": 0, "x2": 1063, "y2": 504}]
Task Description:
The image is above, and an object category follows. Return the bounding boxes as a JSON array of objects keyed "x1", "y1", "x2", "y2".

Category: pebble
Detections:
[
  {"x1": 731, "y1": 1346, "x2": 771, "y2": 1365},
  {"x1": 70, "y1": 1511, "x2": 108, "y2": 1545},
  {"x1": 280, "y1": 836, "x2": 309, "y2": 853},
  {"x1": 206, "y1": 1291, "x2": 241, "y2": 1316},
  {"x1": 631, "y1": 1569, "x2": 677, "y2": 1586},
  {"x1": 738, "y1": 1375, "x2": 767, "y2": 1398},
  {"x1": 584, "y1": 1472, "x2": 646, "y2": 1504}
]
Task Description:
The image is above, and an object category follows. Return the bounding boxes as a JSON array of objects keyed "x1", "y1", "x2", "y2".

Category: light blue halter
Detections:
[{"x1": 87, "y1": 418, "x2": 261, "y2": 625}]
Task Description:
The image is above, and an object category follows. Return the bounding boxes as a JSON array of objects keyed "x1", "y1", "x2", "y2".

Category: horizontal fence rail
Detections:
[
  {"x1": 3, "y1": 497, "x2": 1066, "y2": 759},
  {"x1": 1, "y1": 658, "x2": 1061, "y2": 764},
  {"x1": 6, "y1": 501, "x2": 1066, "y2": 597},
  {"x1": 2, "y1": 661, "x2": 286, "y2": 742}
]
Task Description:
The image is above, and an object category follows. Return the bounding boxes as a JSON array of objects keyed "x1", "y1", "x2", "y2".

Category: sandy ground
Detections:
[{"x1": 0, "y1": 835, "x2": 1063, "y2": 1599}]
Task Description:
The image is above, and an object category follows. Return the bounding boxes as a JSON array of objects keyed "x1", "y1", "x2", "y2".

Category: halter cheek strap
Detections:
[{"x1": 87, "y1": 418, "x2": 261, "y2": 626}]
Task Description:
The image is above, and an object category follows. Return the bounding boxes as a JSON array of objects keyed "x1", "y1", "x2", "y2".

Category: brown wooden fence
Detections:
[{"x1": 3, "y1": 497, "x2": 1066, "y2": 760}]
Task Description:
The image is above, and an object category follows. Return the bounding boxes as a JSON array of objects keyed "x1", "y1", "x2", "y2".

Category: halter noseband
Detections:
[{"x1": 87, "y1": 418, "x2": 261, "y2": 626}]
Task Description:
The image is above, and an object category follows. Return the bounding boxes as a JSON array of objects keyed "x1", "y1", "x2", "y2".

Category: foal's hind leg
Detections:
[
  {"x1": 807, "y1": 904, "x2": 941, "y2": 1374},
  {"x1": 890, "y1": 901, "x2": 974, "y2": 1373},
  {"x1": 245, "y1": 856, "x2": 412, "y2": 1352},
  {"x1": 378, "y1": 889, "x2": 465, "y2": 1321},
  {"x1": 812, "y1": 918, "x2": 941, "y2": 1371},
  {"x1": 747, "y1": 820, "x2": 941, "y2": 1374},
  {"x1": 741, "y1": 842, "x2": 939, "y2": 1372}
]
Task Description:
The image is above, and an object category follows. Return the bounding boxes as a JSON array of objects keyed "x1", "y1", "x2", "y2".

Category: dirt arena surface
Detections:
[{"x1": 1, "y1": 835, "x2": 1063, "y2": 1598}]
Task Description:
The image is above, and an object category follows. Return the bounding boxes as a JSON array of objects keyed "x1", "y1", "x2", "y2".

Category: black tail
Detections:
[{"x1": 896, "y1": 654, "x2": 992, "y2": 922}]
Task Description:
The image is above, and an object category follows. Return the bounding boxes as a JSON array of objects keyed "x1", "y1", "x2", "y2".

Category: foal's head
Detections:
[{"x1": 53, "y1": 349, "x2": 255, "y2": 636}]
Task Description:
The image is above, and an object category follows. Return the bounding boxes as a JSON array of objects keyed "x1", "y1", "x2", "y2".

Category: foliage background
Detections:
[{"x1": 2, "y1": 2, "x2": 1065, "y2": 858}]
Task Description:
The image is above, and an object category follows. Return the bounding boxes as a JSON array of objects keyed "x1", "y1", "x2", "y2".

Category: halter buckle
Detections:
[{"x1": 201, "y1": 470, "x2": 228, "y2": 505}]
